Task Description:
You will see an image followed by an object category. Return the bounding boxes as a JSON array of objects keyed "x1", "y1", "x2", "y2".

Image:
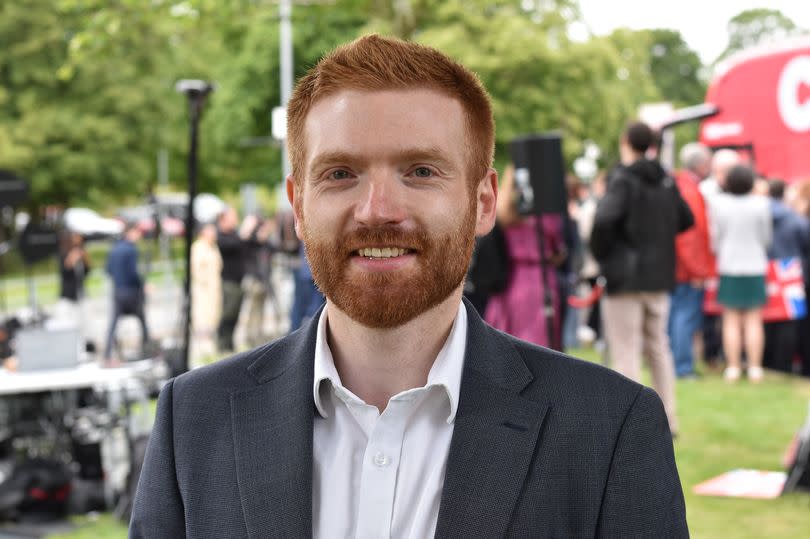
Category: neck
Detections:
[{"x1": 325, "y1": 287, "x2": 463, "y2": 412}]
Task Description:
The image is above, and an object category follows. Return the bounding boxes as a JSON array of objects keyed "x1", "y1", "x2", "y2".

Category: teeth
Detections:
[{"x1": 358, "y1": 247, "x2": 406, "y2": 258}]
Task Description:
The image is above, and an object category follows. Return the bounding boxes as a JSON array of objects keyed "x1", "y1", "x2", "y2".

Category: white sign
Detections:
[
  {"x1": 272, "y1": 106, "x2": 287, "y2": 141},
  {"x1": 778, "y1": 55, "x2": 810, "y2": 133}
]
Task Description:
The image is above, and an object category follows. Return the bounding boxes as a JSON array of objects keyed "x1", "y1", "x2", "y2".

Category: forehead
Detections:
[{"x1": 302, "y1": 89, "x2": 467, "y2": 167}]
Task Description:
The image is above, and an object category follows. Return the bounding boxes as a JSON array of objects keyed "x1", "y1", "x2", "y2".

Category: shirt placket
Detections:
[{"x1": 354, "y1": 396, "x2": 414, "y2": 539}]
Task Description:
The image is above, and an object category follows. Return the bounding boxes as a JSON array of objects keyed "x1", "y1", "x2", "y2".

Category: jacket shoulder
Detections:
[
  {"x1": 171, "y1": 338, "x2": 282, "y2": 398},
  {"x1": 500, "y1": 332, "x2": 644, "y2": 411}
]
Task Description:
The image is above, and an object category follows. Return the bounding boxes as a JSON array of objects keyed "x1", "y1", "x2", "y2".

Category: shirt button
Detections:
[{"x1": 373, "y1": 452, "x2": 389, "y2": 467}]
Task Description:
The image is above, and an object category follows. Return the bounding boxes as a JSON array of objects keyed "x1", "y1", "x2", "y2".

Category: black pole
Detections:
[
  {"x1": 176, "y1": 81, "x2": 213, "y2": 372},
  {"x1": 533, "y1": 215, "x2": 557, "y2": 350},
  {"x1": 181, "y1": 94, "x2": 206, "y2": 374}
]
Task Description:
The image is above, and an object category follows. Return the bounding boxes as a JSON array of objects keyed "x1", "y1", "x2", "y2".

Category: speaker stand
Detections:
[{"x1": 533, "y1": 215, "x2": 558, "y2": 350}]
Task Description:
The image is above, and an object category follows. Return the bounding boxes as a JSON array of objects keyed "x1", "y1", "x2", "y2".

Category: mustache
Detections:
[{"x1": 341, "y1": 225, "x2": 429, "y2": 252}]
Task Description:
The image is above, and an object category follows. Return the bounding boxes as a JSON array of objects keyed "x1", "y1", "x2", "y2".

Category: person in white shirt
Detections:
[
  {"x1": 131, "y1": 35, "x2": 688, "y2": 538},
  {"x1": 710, "y1": 165, "x2": 773, "y2": 382}
]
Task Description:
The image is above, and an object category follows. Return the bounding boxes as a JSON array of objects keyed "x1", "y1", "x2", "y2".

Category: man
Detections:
[
  {"x1": 215, "y1": 207, "x2": 249, "y2": 352},
  {"x1": 104, "y1": 223, "x2": 149, "y2": 362},
  {"x1": 131, "y1": 36, "x2": 687, "y2": 538},
  {"x1": 763, "y1": 179, "x2": 810, "y2": 373},
  {"x1": 288, "y1": 243, "x2": 325, "y2": 331},
  {"x1": 590, "y1": 122, "x2": 694, "y2": 436},
  {"x1": 669, "y1": 143, "x2": 714, "y2": 378},
  {"x1": 699, "y1": 148, "x2": 740, "y2": 200},
  {"x1": 241, "y1": 214, "x2": 275, "y2": 347}
]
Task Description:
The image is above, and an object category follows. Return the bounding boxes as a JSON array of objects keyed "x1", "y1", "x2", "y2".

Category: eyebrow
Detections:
[{"x1": 307, "y1": 146, "x2": 454, "y2": 177}]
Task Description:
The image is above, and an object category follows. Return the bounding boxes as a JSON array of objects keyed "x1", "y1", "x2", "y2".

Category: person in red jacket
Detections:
[{"x1": 668, "y1": 143, "x2": 715, "y2": 377}]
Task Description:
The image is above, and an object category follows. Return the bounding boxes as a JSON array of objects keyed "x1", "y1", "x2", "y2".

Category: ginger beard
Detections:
[{"x1": 299, "y1": 190, "x2": 478, "y2": 329}]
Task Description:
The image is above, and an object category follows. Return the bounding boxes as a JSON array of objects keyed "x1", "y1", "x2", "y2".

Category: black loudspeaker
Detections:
[
  {"x1": 18, "y1": 223, "x2": 60, "y2": 265},
  {"x1": 510, "y1": 134, "x2": 567, "y2": 216},
  {"x1": 0, "y1": 170, "x2": 29, "y2": 209}
]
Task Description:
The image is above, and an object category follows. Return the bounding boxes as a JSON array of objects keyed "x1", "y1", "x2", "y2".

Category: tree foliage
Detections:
[
  {"x1": 0, "y1": 0, "x2": 711, "y2": 212},
  {"x1": 647, "y1": 29, "x2": 705, "y2": 106},
  {"x1": 717, "y1": 8, "x2": 808, "y2": 63}
]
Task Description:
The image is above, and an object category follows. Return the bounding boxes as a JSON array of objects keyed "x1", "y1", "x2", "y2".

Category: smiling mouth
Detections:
[{"x1": 353, "y1": 247, "x2": 413, "y2": 259}]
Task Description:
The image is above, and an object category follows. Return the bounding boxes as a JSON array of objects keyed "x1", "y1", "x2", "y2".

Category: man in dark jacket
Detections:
[
  {"x1": 764, "y1": 179, "x2": 810, "y2": 373},
  {"x1": 217, "y1": 207, "x2": 250, "y2": 352},
  {"x1": 104, "y1": 224, "x2": 149, "y2": 362},
  {"x1": 591, "y1": 121, "x2": 693, "y2": 435}
]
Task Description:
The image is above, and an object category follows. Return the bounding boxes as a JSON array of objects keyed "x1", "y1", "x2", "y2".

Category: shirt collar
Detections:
[{"x1": 312, "y1": 301, "x2": 468, "y2": 424}]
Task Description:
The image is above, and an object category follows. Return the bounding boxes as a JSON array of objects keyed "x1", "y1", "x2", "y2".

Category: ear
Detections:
[
  {"x1": 474, "y1": 167, "x2": 498, "y2": 237},
  {"x1": 286, "y1": 175, "x2": 304, "y2": 240}
]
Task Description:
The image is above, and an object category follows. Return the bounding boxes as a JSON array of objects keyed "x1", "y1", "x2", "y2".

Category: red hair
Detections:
[{"x1": 286, "y1": 34, "x2": 494, "y2": 185}]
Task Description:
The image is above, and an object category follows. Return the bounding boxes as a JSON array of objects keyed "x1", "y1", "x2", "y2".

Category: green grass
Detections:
[{"x1": 48, "y1": 348, "x2": 810, "y2": 538}]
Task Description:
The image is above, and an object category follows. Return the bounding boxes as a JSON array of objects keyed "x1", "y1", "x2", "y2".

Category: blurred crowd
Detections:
[
  {"x1": 465, "y1": 121, "x2": 810, "y2": 436},
  {"x1": 49, "y1": 122, "x2": 810, "y2": 429},
  {"x1": 52, "y1": 203, "x2": 324, "y2": 369}
]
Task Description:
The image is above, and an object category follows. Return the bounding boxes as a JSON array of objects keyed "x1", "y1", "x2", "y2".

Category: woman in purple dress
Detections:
[{"x1": 485, "y1": 165, "x2": 566, "y2": 348}]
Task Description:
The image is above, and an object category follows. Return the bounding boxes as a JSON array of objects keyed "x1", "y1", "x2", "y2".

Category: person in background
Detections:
[
  {"x1": 485, "y1": 164, "x2": 566, "y2": 349},
  {"x1": 669, "y1": 143, "x2": 714, "y2": 378},
  {"x1": 764, "y1": 179, "x2": 810, "y2": 374},
  {"x1": 574, "y1": 172, "x2": 606, "y2": 348},
  {"x1": 216, "y1": 207, "x2": 249, "y2": 353},
  {"x1": 241, "y1": 215, "x2": 276, "y2": 347},
  {"x1": 463, "y1": 218, "x2": 509, "y2": 316},
  {"x1": 710, "y1": 165, "x2": 772, "y2": 382},
  {"x1": 590, "y1": 121, "x2": 693, "y2": 435},
  {"x1": 55, "y1": 230, "x2": 92, "y2": 324},
  {"x1": 190, "y1": 223, "x2": 222, "y2": 367},
  {"x1": 104, "y1": 224, "x2": 149, "y2": 364},
  {"x1": 701, "y1": 149, "x2": 742, "y2": 368},
  {"x1": 700, "y1": 149, "x2": 740, "y2": 200},
  {"x1": 560, "y1": 174, "x2": 583, "y2": 350},
  {"x1": 786, "y1": 180, "x2": 810, "y2": 377},
  {"x1": 752, "y1": 177, "x2": 771, "y2": 196},
  {"x1": 59, "y1": 231, "x2": 91, "y2": 304},
  {"x1": 288, "y1": 244, "x2": 325, "y2": 332}
]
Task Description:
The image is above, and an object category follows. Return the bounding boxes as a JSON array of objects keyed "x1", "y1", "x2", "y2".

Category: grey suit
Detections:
[{"x1": 130, "y1": 300, "x2": 688, "y2": 538}]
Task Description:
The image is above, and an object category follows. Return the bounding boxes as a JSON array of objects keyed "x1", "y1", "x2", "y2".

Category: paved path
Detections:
[{"x1": 6, "y1": 263, "x2": 296, "y2": 361}]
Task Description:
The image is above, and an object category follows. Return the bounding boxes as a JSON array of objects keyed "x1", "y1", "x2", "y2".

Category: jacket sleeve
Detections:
[
  {"x1": 218, "y1": 232, "x2": 244, "y2": 257},
  {"x1": 595, "y1": 387, "x2": 689, "y2": 538},
  {"x1": 674, "y1": 184, "x2": 694, "y2": 234},
  {"x1": 127, "y1": 247, "x2": 144, "y2": 290},
  {"x1": 129, "y1": 379, "x2": 186, "y2": 538},
  {"x1": 590, "y1": 176, "x2": 631, "y2": 260},
  {"x1": 675, "y1": 186, "x2": 711, "y2": 280}
]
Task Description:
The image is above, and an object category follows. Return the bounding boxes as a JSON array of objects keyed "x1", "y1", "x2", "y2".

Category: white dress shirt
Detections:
[{"x1": 312, "y1": 302, "x2": 467, "y2": 539}]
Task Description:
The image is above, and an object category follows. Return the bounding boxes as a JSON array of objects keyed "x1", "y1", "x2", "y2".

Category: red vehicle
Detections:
[{"x1": 661, "y1": 38, "x2": 810, "y2": 183}]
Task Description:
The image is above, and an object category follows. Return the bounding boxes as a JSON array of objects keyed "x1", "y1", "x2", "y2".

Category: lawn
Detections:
[{"x1": 48, "y1": 348, "x2": 810, "y2": 538}]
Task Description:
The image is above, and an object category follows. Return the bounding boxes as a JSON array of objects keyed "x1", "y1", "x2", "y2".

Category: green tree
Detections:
[
  {"x1": 717, "y1": 8, "x2": 807, "y2": 62},
  {"x1": 647, "y1": 29, "x2": 706, "y2": 106},
  {"x1": 0, "y1": 0, "x2": 688, "y2": 212},
  {"x1": 0, "y1": 0, "x2": 222, "y2": 212}
]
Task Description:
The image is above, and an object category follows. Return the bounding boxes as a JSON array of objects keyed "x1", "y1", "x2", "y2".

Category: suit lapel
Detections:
[
  {"x1": 435, "y1": 302, "x2": 549, "y2": 538},
  {"x1": 230, "y1": 319, "x2": 319, "y2": 539}
]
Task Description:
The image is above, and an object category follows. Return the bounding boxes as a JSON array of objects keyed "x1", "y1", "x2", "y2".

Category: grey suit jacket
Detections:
[{"x1": 130, "y1": 301, "x2": 688, "y2": 538}]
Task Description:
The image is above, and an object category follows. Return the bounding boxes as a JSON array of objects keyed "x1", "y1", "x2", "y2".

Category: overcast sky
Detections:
[{"x1": 576, "y1": 0, "x2": 810, "y2": 64}]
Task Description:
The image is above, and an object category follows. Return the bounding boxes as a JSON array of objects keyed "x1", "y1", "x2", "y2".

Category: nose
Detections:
[{"x1": 353, "y1": 173, "x2": 408, "y2": 226}]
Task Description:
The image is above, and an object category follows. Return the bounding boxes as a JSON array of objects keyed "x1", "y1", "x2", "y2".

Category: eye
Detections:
[
  {"x1": 412, "y1": 166, "x2": 434, "y2": 178},
  {"x1": 328, "y1": 169, "x2": 353, "y2": 180}
]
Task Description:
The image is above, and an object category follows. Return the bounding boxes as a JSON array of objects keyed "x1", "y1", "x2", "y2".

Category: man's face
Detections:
[
  {"x1": 126, "y1": 228, "x2": 142, "y2": 243},
  {"x1": 218, "y1": 208, "x2": 238, "y2": 232},
  {"x1": 288, "y1": 89, "x2": 496, "y2": 328}
]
